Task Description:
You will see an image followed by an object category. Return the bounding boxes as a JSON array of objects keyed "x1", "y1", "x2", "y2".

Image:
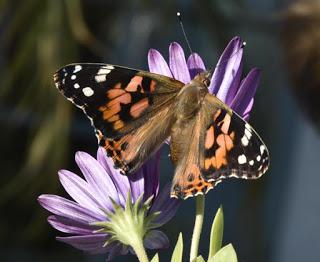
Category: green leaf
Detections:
[
  {"x1": 151, "y1": 253, "x2": 159, "y2": 262},
  {"x1": 192, "y1": 255, "x2": 205, "y2": 262},
  {"x1": 208, "y1": 206, "x2": 224, "y2": 259},
  {"x1": 171, "y1": 233, "x2": 183, "y2": 262},
  {"x1": 208, "y1": 244, "x2": 238, "y2": 262}
]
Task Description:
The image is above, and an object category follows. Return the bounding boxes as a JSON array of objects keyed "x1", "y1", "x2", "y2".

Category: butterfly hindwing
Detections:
[
  {"x1": 54, "y1": 63, "x2": 183, "y2": 174},
  {"x1": 170, "y1": 110, "x2": 219, "y2": 199},
  {"x1": 98, "y1": 103, "x2": 176, "y2": 174},
  {"x1": 170, "y1": 93, "x2": 269, "y2": 199}
]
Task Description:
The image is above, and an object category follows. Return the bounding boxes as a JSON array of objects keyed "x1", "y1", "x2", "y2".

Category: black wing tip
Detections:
[
  {"x1": 53, "y1": 71, "x2": 62, "y2": 90},
  {"x1": 53, "y1": 71, "x2": 60, "y2": 82},
  {"x1": 53, "y1": 67, "x2": 71, "y2": 92},
  {"x1": 52, "y1": 64, "x2": 83, "y2": 90}
]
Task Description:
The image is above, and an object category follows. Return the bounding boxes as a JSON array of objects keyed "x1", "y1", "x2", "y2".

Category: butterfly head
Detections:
[{"x1": 193, "y1": 70, "x2": 212, "y2": 87}]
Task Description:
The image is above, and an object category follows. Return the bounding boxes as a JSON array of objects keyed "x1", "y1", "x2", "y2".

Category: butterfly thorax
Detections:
[
  {"x1": 174, "y1": 71, "x2": 211, "y2": 120},
  {"x1": 170, "y1": 72, "x2": 212, "y2": 165}
]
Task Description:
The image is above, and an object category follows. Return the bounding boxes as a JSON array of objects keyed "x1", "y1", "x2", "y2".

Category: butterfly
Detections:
[{"x1": 54, "y1": 63, "x2": 269, "y2": 199}]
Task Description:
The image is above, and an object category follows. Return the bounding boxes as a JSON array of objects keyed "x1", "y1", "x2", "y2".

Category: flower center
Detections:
[{"x1": 91, "y1": 192, "x2": 160, "y2": 248}]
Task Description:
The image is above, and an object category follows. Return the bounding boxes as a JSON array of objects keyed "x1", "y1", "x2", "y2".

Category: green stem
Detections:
[
  {"x1": 190, "y1": 194, "x2": 205, "y2": 262},
  {"x1": 130, "y1": 238, "x2": 149, "y2": 262}
]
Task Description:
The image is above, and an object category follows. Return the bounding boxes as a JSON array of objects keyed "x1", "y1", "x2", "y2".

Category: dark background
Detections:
[{"x1": 1, "y1": 0, "x2": 320, "y2": 261}]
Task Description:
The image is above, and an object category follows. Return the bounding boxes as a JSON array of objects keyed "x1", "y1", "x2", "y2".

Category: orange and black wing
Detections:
[
  {"x1": 170, "y1": 110, "x2": 219, "y2": 199},
  {"x1": 170, "y1": 93, "x2": 269, "y2": 199},
  {"x1": 54, "y1": 63, "x2": 183, "y2": 174},
  {"x1": 201, "y1": 94, "x2": 269, "y2": 182}
]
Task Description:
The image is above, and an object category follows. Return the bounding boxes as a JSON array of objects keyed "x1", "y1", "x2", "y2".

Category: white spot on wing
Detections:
[
  {"x1": 260, "y1": 145, "x2": 266, "y2": 154},
  {"x1": 249, "y1": 160, "x2": 254, "y2": 166},
  {"x1": 95, "y1": 74, "x2": 107, "y2": 82},
  {"x1": 104, "y1": 65, "x2": 115, "y2": 70},
  {"x1": 73, "y1": 65, "x2": 82, "y2": 73},
  {"x1": 245, "y1": 128, "x2": 252, "y2": 139},
  {"x1": 98, "y1": 68, "x2": 111, "y2": 75},
  {"x1": 71, "y1": 75, "x2": 76, "y2": 80},
  {"x1": 241, "y1": 136, "x2": 249, "y2": 146},
  {"x1": 256, "y1": 155, "x2": 261, "y2": 161},
  {"x1": 74, "y1": 83, "x2": 80, "y2": 89},
  {"x1": 82, "y1": 87, "x2": 94, "y2": 97},
  {"x1": 238, "y1": 154, "x2": 247, "y2": 164}
]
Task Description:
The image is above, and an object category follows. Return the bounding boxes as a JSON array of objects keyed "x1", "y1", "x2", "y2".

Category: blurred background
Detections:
[{"x1": 1, "y1": 0, "x2": 320, "y2": 261}]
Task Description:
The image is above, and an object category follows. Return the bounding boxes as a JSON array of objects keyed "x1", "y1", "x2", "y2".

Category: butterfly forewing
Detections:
[
  {"x1": 54, "y1": 63, "x2": 184, "y2": 173},
  {"x1": 201, "y1": 95, "x2": 269, "y2": 181}
]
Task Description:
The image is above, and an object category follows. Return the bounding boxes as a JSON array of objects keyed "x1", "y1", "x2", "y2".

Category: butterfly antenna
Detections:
[{"x1": 177, "y1": 12, "x2": 193, "y2": 55}]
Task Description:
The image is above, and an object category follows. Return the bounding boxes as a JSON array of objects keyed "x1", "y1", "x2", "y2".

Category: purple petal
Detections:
[
  {"x1": 149, "y1": 183, "x2": 180, "y2": 226},
  {"x1": 209, "y1": 37, "x2": 243, "y2": 100},
  {"x1": 75, "y1": 151, "x2": 119, "y2": 210},
  {"x1": 90, "y1": 245, "x2": 116, "y2": 255},
  {"x1": 57, "y1": 234, "x2": 108, "y2": 253},
  {"x1": 90, "y1": 242, "x2": 119, "y2": 255},
  {"x1": 97, "y1": 147, "x2": 130, "y2": 207},
  {"x1": 243, "y1": 113, "x2": 250, "y2": 121},
  {"x1": 58, "y1": 170, "x2": 105, "y2": 216},
  {"x1": 148, "y1": 49, "x2": 172, "y2": 77},
  {"x1": 128, "y1": 169, "x2": 144, "y2": 202},
  {"x1": 128, "y1": 247, "x2": 135, "y2": 255},
  {"x1": 143, "y1": 150, "x2": 161, "y2": 201},
  {"x1": 38, "y1": 195, "x2": 105, "y2": 223},
  {"x1": 144, "y1": 230, "x2": 169, "y2": 249},
  {"x1": 169, "y1": 42, "x2": 191, "y2": 83},
  {"x1": 187, "y1": 53, "x2": 206, "y2": 79},
  {"x1": 48, "y1": 215, "x2": 95, "y2": 235},
  {"x1": 243, "y1": 98, "x2": 254, "y2": 116},
  {"x1": 230, "y1": 68, "x2": 260, "y2": 116},
  {"x1": 224, "y1": 61, "x2": 243, "y2": 106}
]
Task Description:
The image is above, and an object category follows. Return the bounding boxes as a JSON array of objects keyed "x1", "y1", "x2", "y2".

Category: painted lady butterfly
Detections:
[{"x1": 54, "y1": 63, "x2": 269, "y2": 199}]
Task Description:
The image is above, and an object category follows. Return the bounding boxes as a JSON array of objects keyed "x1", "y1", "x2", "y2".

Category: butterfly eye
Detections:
[
  {"x1": 203, "y1": 70, "x2": 213, "y2": 86},
  {"x1": 194, "y1": 71, "x2": 211, "y2": 87},
  {"x1": 203, "y1": 78, "x2": 210, "y2": 87}
]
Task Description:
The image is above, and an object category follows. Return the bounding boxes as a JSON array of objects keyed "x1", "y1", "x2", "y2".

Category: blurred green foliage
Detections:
[
  {"x1": 168, "y1": 207, "x2": 237, "y2": 262},
  {"x1": 0, "y1": 0, "x2": 106, "y2": 245}
]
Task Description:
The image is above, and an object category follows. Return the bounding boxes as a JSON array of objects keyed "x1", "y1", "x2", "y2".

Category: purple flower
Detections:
[
  {"x1": 38, "y1": 148, "x2": 180, "y2": 260},
  {"x1": 148, "y1": 36, "x2": 260, "y2": 120}
]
